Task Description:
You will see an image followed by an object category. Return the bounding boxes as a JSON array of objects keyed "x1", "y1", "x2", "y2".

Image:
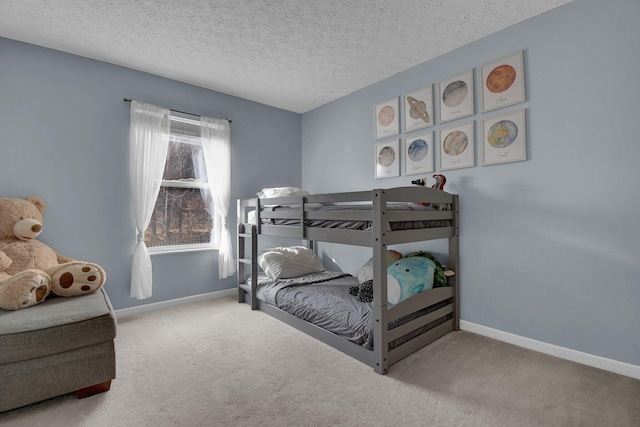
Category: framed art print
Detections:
[
  {"x1": 482, "y1": 109, "x2": 527, "y2": 166},
  {"x1": 438, "y1": 69, "x2": 474, "y2": 123},
  {"x1": 403, "y1": 133, "x2": 433, "y2": 176},
  {"x1": 375, "y1": 139, "x2": 400, "y2": 179},
  {"x1": 403, "y1": 85, "x2": 433, "y2": 132},
  {"x1": 439, "y1": 121, "x2": 475, "y2": 171},
  {"x1": 481, "y1": 51, "x2": 526, "y2": 112},
  {"x1": 374, "y1": 97, "x2": 400, "y2": 140}
]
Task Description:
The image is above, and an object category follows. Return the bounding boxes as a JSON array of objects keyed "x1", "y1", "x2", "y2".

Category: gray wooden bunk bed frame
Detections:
[{"x1": 237, "y1": 186, "x2": 459, "y2": 374}]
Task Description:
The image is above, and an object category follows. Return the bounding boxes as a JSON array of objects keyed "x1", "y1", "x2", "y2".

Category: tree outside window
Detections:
[{"x1": 144, "y1": 118, "x2": 216, "y2": 250}]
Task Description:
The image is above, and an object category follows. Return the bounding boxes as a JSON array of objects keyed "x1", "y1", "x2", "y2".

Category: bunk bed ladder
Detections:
[{"x1": 237, "y1": 223, "x2": 258, "y2": 310}]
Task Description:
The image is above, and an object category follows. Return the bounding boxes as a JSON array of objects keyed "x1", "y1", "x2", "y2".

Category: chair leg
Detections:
[{"x1": 76, "y1": 380, "x2": 112, "y2": 399}]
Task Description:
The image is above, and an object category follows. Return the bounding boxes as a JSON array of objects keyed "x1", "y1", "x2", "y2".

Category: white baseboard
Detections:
[
  {"x1": 114, "y1": 288, "x2": 237, "y2": 320},
  {"x1": 460, "y1": 320, "x2": 640, "y2": 380}
]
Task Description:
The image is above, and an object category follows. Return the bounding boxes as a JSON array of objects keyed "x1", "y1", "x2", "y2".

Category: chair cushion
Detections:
[{"x1": 0, "y1": 289, "x2": 117, "y2": 365}]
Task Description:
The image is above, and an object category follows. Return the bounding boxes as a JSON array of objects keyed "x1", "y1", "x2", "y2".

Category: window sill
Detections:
[{"x1": 148, "y1": 244, "x2": 218, "y2": 256}]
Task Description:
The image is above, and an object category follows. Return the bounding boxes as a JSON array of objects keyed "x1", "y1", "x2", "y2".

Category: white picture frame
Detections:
[
  {"x1": 374, "y1": 97, "x2": 400, "y2": 140},
  {"x1": 403, "y1": 133, "x2": 434, "y2": 176},
  {"x1": 403, "y1": 85, "x2": 434, "y2": 132},
  {"x1": 438, "y1": 69, "x2": 474, "y2": 123},
  {"x1": 375, "y1": 139, "x2": 400, "y2": 179},
  {"x1": 482, "y1": 109, "x2": 527, "y2": 166},
  {"x1": 439, "y1": 121, "x2": 475, "y2": 171},
  {"x1": 481, "y1": 50, "x2": 526, "y2": 112}
]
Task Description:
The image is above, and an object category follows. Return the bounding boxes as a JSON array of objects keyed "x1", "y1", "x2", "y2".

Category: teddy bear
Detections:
[{"x1": 0, "y1": 196, "x2": 106, "y2": 310}]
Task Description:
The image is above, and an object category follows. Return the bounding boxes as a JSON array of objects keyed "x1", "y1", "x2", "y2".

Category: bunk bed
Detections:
[{"x1": 236, "y1": 186, "x2": 459, "y2": 374}]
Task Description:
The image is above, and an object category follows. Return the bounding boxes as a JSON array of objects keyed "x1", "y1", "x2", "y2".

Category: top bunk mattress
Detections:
[{"x1": 248, "y1": 203, "x2": 451, "y2": 231}]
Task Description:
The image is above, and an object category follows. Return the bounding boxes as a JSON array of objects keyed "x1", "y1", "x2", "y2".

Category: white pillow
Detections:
[
  {"x1": 258, "y1": 187, "x2": 309, "y2": 199},
  {"x1": 258, "y1": 246, "x2": 325, "y2": 280}
]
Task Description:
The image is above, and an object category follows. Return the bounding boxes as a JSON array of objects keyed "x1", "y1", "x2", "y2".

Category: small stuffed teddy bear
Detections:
[{"x1": 0, "y1": 196, "x2": 106, "y2": 310}]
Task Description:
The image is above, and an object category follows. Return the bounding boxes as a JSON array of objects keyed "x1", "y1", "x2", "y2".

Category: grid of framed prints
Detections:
[{"x1": 373, "y1": 49, "x2": 528, "y2": 178}]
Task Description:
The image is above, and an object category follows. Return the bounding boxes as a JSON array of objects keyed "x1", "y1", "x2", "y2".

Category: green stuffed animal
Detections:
[
  {"x1": 387, "y1": 257, "x2": 436, "y2": 304},
  {"x1": 406, "y1": 251, "x2": 447, "y2": 288}
]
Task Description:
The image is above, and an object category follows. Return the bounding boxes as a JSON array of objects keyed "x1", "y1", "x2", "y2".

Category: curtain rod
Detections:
[{"x1": 123, "y1": 98, "x2": 231, "y2": 123}]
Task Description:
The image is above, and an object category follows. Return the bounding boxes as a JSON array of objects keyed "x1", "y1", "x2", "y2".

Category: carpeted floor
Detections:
[{"x1": 1, "y1": 296, "x2": 639, "y2": 426}]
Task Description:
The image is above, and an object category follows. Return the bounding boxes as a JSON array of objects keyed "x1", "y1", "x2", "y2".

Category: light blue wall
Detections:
[
  {"x1": 302, "y1": 0, "x2": 640, "y2": 367},
  {"x1": 0, "y1": 38, "x2": 302, "y2": 310},
  {"x1": 2, "y1": 0, "x2": 638, "y2": 368}
]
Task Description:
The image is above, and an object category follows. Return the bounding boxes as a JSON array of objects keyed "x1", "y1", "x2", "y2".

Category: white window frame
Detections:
[{"x1": 147, "y1": 116, "x2": 219, "y2": 255}]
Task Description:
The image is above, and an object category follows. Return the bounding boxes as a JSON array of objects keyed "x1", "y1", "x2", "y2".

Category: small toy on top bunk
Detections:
[
  {"x1": 430, "y1": 174, "x2": 448, "y2": 210},
  {"x1": 431, "y1": 174, "x2": 446, "y2": 191},
  {"x1": 410, "y1": 174, "x2": 446, "y2": 189},
  {"x1": 412, "y1": 174, "x2": 448, "y2": 209}
]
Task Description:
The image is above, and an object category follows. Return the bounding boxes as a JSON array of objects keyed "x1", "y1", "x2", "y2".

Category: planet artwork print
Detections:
[
  {"x1": 377, "y1": 105, "x2": 395, "y2": 127},
  {"x1": 443, "y1": 131, "x2": 468, "y2": 156},
  {"x1": 487, "y1": 120, "x2": 518, "y2": 148},
  {"x1": 378, "y1": 146, "x2": 396, "y2": 167},
  {"x1": 406, "y1": 96, "x2": 430, "y2": 123},
  {"x1": 408, "y1": 139, "x2": 428, "y2": 162},
  {"x1": 486, "y1": 64, "x2": 516, "y2": 93},
  {"x1": 442, "y1": 81, "x2": 467, "y2": 107}
]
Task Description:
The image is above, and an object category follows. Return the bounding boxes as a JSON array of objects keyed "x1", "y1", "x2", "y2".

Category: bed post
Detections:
[
  {"x1": 371, "y1": 189, "x2": 389, "y2": 374},
  {"x1": 249, "y1": 224, "x2": 258, "y2": 309},
  {"x1": 449, "y1": 194, "x2": 460, "y2": 330}
]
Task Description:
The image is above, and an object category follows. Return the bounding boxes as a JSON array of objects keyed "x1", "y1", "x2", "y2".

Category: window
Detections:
[
  {"x1": 129, "y1": 99, "x2": 233, "y2": 297},
  {"x1": 145, "y1": 115, "x2": 219, "y2": 253}
]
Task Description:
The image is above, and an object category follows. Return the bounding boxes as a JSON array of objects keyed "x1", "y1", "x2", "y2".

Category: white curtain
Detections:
[
  {"x1": 129, "y1": 101, "x2": 170, "y2": 299},
  {"x1": 200, "y1": 116, "x2": 235, "y2": 279}
]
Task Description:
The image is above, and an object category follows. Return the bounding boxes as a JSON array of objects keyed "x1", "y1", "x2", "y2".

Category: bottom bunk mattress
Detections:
[
  {"x1": 240, "y1": 271, "x2": 451, "y2": 351},
  {"x1": 243, "y1": 272, "x2": 374, "y2": 348}
]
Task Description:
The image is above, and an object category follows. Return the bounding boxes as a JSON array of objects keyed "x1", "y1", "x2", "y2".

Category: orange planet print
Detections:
[
  {"x1": 486, "y1": 64, "x2": 516, "y2": 93},
  {"x1": 377, "y1": 105, "x2": 395, "y2": 127},
  {"x1": 443, "y1": 131, "x2": 468, "y2": 156}
]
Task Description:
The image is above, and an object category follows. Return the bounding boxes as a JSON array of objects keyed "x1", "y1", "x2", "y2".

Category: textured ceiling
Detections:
[{"x1": 0, "y1": 0, "x2": 572, "y2": 113}]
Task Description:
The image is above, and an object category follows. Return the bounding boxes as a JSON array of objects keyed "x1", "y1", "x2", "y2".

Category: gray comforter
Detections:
[
  {"x1": 247, "y1": 271, "x2": 374, "y2": 349},
  {"x1": 244, "y1": 270, "x2": 451, "y2": 350}
]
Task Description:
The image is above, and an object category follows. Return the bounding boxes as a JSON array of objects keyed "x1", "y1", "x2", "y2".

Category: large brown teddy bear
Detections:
[{"x1": 0, "y1": 196, "x2": 106, "y2": 310}]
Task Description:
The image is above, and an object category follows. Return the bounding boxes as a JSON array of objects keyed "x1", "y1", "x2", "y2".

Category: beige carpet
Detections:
[{"x1": 1, "y1": 296, "x2": 639, "y2": 427}]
